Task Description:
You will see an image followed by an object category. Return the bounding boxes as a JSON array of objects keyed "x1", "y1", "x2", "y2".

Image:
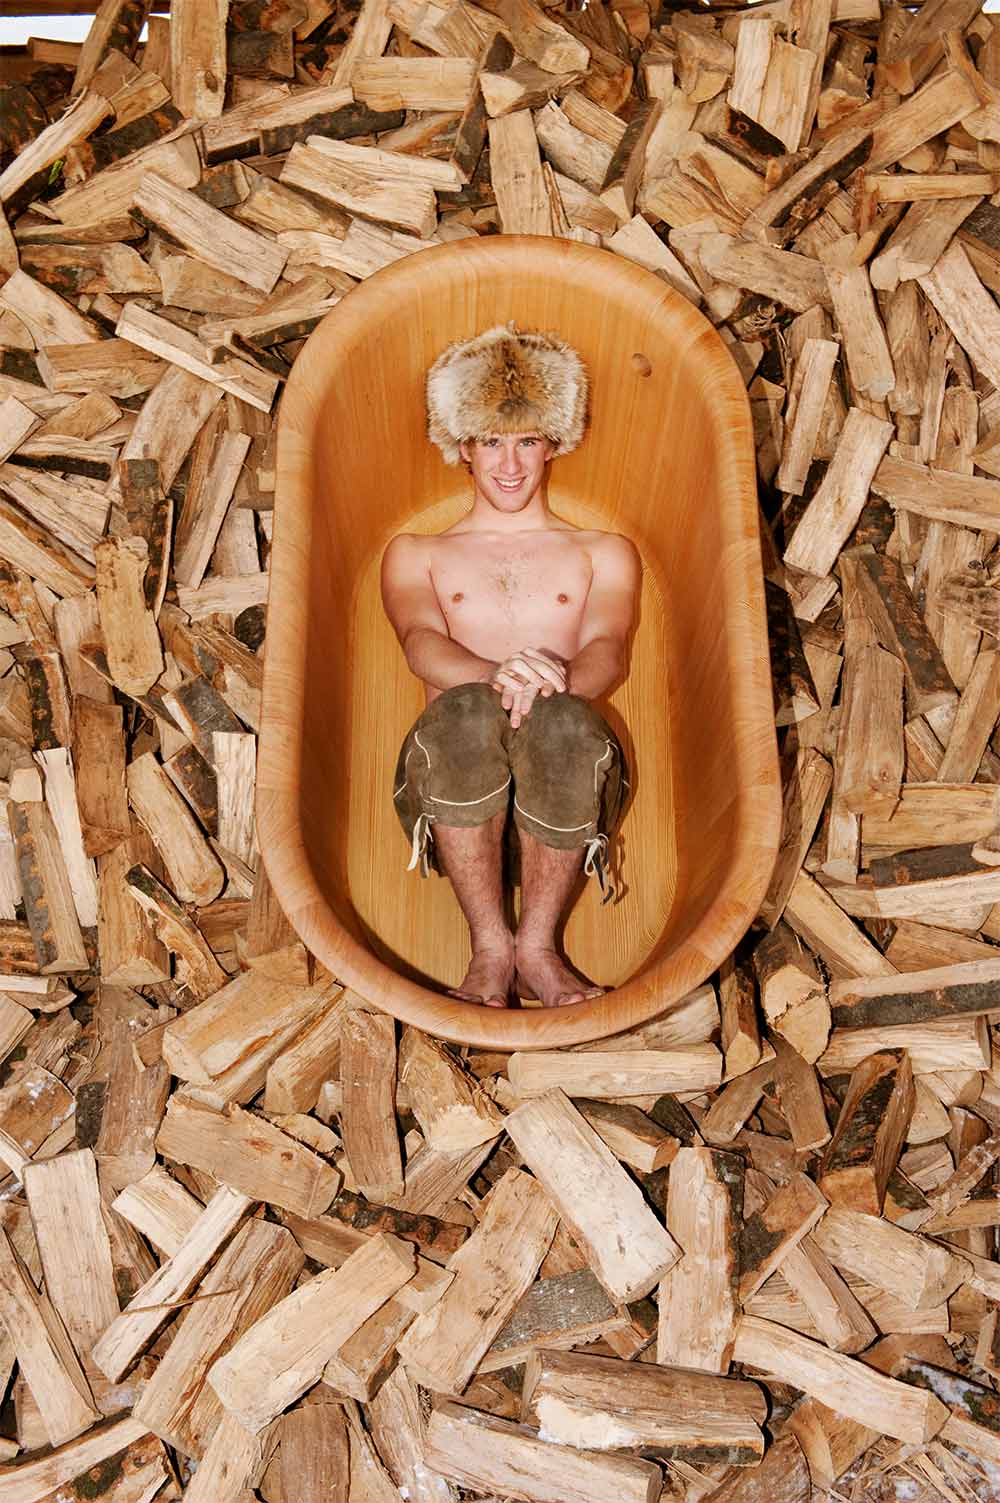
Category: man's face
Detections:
[{"x1": 459, "y1": 432, "x2": 555, "y2": 512}]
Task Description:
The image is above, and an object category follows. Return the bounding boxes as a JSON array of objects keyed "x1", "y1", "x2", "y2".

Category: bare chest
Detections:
[{"x1": 430, "y1": 539, "x2": 593, "y2": 656}]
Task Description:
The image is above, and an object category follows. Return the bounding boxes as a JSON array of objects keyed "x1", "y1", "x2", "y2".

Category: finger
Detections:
[
  {"x1": 510, "y1": 652, "x2": 566, "y2": 690},
  {"x1": 502, "y1": 658, "x2": 552, "y2": 689},
  {"x1": 495, "y1": 668, "x2": 541, "y2": 694}
]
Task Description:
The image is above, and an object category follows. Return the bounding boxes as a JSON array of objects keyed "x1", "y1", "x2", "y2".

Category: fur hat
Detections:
[{"x1": 426, "y1": 322, "x2": 589, "y2": 465}]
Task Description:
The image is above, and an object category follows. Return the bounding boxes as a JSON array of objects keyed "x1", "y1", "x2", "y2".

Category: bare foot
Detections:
[
  {"x1": 515, "y1": 943, "x2": 605, "y2": 1008},
  {"x1": 448, "y1": 941, "x2": 516, "y2": 1008}
]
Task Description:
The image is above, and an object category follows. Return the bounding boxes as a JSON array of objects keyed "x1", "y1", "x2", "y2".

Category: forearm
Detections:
[
  {"x1": 403, "y1": 627, "x2": 496, "y2": 691},
  {"x1": 565, "y1": 636, "x2": 625, "y2": 700}
]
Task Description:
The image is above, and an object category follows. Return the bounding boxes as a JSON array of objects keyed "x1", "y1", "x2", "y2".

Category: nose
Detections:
[{"x1": 496, "y1": 441, "x2": 522, "y2": 474}]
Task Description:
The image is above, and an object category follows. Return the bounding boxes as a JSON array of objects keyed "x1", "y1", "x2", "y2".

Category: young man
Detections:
[{"x1": 381, "y1": 324, "x2": 640, "y2": 1009}]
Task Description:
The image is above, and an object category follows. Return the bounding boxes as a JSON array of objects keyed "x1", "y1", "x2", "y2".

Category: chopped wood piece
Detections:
[
  {"x1": 164, "y1": 966, "x2": 336, "y2": 1084},
  {"x1": 733, "y1": 1315, "x2": 947, "y2": 1444},
  {"x1": 754, "y1": 922, "x2": 829, "y2": 1063},
  {"x1": 396, "y1": 1167, "x2": 556, "y2": 1392},
  {"x1": 481, "y1": 1267, "x2": 626, "y2": 1372},
  {"x1": 208, "y1": 1232, "x2": 414, "y2": 1432},
  {"x1": 522, "y1": 1346, "x2": 765, "y2": 1463},
  {"x1": 111, "y1": 1165, "x2": 203, "y2": 1258},
  {"x1": 134, "y1": 173, "x2": 287, "y2": 296},
  {"x1": 157, "y1": 1096, "x2": 340, "y2": 1218},
  {"x1": 125, "y1": 863, "x2": 228, "y2": 1002},
  {"x1": 341, "y1": 1006, "x2": 404, "y2": 1203},
  {"x1": 784, "y1": 410, "x2": 894, "y2": 578},
  {"x1": 125, "y1": 752, "x2": 225, "y2": 907},
  {"x1": 92, "y1": 1183, "x2": 253, "y2": 1383},
  {"x1": 398, "y1": 1028, "x2": 504, "y2": 1152},
  {"x1": 810, "y1": 1203, "x2": 968, "y2": 1310},
  {"x1": 576, "y1": 1098, "x2": 679, "y2": 1173},
  {"x1": 658, "y1": 1145, "x2": 743, "y2": 1373},
  {"x1": 0, "y1": 1227, "x2": 100, "y2": 1447},
  {"x1": 93, "y1": 536, "x2": 163, "y2": 697},
  {"x1": 132, "y1": 1218, "x2": 304, "y2": 1458},
  {"x1": 817, "y1": 1050, "x2": 914, "y2": 1214},
  {"x1": 264, "y1": 983, "x2": 348, "y2": 1114},
  {"x1": 488, "y1": 111, "x2": 550, "y2": 234},
  {"x1": 918, "y1": 239, "x2": 1000, "y2": 392},
  {"x1": 506, "y1": 1045, "x2": 721, "y2": 1098},
  {"x1": 8, "y1": 798, "x2": 89, "y2": 975},
  {"x1": 424, "y1": 1401, "x2": 661, "y2": 1503},
  {"x1": 739, "y1": 1171, "x2": 830, "y2": 1300},
  {"x1": 505, "y1": 1089, "x2": 680, "y2": 1302},
  {"x1": 22, "y1": 1147, "x2": 118, "y2": 1362}
]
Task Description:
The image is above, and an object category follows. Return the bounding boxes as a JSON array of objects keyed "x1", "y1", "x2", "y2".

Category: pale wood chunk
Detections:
[
  {"x1": 23, "y1": 1148, "x2": 118, "y2": 1362},
  {"x1": 163, "y1": 967, "x2": 338, "y2": 1086},
  {"x1": 784, "y1": 409, "x2": 894, "y2": 577},
  {"x1": 133, "y1": 1219, "x2": 304, "y2": 1459},
  {"x1": 489, "y1": 111, "x2": 551, "y2": 234},
  {"x1": 134, "y1": 173, "x2": 287, "y2": 296},
  {"x1": 810, "y1": 1203, "x2": 968, "y2": 1310},
  {"x1": 72, "y1": 699, "x2": 130, "y2": 858},
  {"x1": 506, "y1": 1045, "x2": 721, "y2": 1098},
  {"x1": 0, "y1": 1227, "x2": 100, "y2": 1447},
  {"x1": 817, "y1": 1050, "x2": 915, "y2": 1214},
  {"x1": 784, "y1": 870, "x2": 897, "y2": 982},
  {"x1": 111, "y1": 1166, "x2": 203, "y2": 1258},
  {"x1": 171, "y1": 0, "x2": 228, "y2": 119},
  {"x1": 264, "y1": 984, "x2": 349, "y2": 1115},
  {"x1": 208, "y1": 1232, "x2": 415, "y2": 1431},
  {"x1": 657, "y1": 1146, "x2": 742, "y2": 1373},
  {"x1": 92, "y1": 1184, "x2": 253, "y2": 1383},
  {"x1": 396, "y1": 1167, "x2": 556, "y2": 1393},
  {"x1": 341, "y1": 1006, "x2": 404, "y2": 1202},
  {"x1": 423, "y1": 1401, "x2": 661, "y2": 1503},
  {"x1": 521, "y1": 1347, "x2": 765, "y2": 1465},
  {"x1": 156, "y1": 1095, "x2": 340, "y2": 1218},
  {"x1": 398, "y1": 1028, "x2": 504, "y2": 1152},
  {"x1": 777, "y1": 338, "x2": 840, "y2": 496},
  {"x1": 93, "y1": 536, "x2": 163, "y2": 699},
  {"x1": 505, "y1": 1089, "x2": 680, "y2": 1303},
  {"x1": 125, "y1": 752, "x2": 225, "y2": 907},
  {"x1": 734, "y1": 1314, "x2": 947, "y2": 1443}
]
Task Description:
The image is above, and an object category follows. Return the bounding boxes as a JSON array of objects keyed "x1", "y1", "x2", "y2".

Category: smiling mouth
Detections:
[{"x1": 494, "y1": 477, "x2": 525, "y2": 490}]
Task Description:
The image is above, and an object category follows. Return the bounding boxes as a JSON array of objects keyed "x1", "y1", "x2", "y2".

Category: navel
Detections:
[{"x1": 452, "y1": 591, "x2": 464, "y2": 603}]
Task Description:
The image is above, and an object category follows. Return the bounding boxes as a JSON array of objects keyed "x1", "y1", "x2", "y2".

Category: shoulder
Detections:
[
  {"x1": 382, "y1": 532, "x2": 434, "y2": 569},
  {"x1": 588, "y1": 531, "x2": 641, "y2": 578}
]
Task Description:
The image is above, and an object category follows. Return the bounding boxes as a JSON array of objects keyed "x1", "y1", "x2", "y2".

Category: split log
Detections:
[
  {"x1": 341, "y1": 1006, "x2": 404, "y2": 1202},
  {"x1": 505, "y1": 1089, "x2": 680, "y2": 1302},
  {"x1": 817, "y1": 1050, "x2": 914, "y2": 1214},
  {"x1": 156, "y1": 1096, "x2": 340, "y2": 1217},
  {"x1": 396, "y1": 1167, "x2": 556, "y2": 1392},
  {"x1": 207, "y1": 1232, "x2": 415, "y2": 1431},
  {"x1": 657, "y1": 1145, "x2": 743, "y2": 1372},
  {"x1": 521, "y1": 1347, "x2": 766, "y2": 1464}
]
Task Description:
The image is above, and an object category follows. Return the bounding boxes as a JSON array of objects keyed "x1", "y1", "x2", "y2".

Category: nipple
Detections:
[
  {"x1": 557, "y1": 593, "x2": 569, "y2": 604},
  {"x1": 452, "y1": 592, "x2": 464, "y2": 603}
]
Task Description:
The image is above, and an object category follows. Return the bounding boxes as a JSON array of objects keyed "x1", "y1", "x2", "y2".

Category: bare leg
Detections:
[
  {"x1": 433, "y1": 810, "x2": 515, "y2": 1008},
  {"x1": 514, "y1": 831, "x2": 605, "y2": 1007}
]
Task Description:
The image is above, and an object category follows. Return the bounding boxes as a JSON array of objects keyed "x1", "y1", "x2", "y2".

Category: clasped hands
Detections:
[{"x1": 490, "y1": 648, "x2": 567, "y2": 730}]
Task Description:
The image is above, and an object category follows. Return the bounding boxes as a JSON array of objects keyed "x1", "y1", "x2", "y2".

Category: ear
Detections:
[{"x1": 458, "y1": 439, "x2": 472, "y2": 465}]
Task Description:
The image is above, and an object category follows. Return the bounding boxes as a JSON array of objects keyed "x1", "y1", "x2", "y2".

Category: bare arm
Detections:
[
  {"x1": 565, "y1": 534, "x2": 641, "y2": 699},
  {"x1": 381, "y1": 534, "x2": 497, "y2": 691}
]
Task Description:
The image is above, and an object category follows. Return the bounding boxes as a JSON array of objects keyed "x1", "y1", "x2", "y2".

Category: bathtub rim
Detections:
[{"x1": 257, "y1": 234, "x2": 782, "y2": 1049}]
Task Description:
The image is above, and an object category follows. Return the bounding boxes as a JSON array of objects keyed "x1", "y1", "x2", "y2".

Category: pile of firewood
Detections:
[{"x1": 6, "y1": 0, "x2": 1000, "y2": 1498}]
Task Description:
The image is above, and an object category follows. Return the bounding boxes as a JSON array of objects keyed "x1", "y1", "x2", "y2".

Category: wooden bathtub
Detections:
[{"x1": 258, "y1": 235, "x2": 781, "y2": 1049}]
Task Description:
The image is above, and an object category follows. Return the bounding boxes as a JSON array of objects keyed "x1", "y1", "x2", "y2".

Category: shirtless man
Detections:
[{"x1": 381, "y1": 324, "x2": 640, "y2": 1009}]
